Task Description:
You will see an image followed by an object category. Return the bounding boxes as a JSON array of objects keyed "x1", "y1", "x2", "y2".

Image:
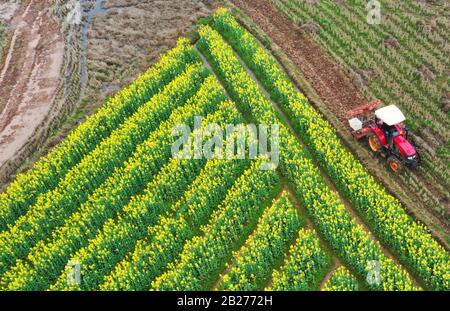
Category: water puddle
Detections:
[{"x1": 79, "y1": 0, "x2": 106, "y2": 94}]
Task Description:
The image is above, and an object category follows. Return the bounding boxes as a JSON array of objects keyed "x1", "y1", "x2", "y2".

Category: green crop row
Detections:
[
  {"x1": 1, "y1": 76, "x2": 228, "y2": 290},
  {"x1": 0, "y1": 64, "x2": 209, "y2": 276}
]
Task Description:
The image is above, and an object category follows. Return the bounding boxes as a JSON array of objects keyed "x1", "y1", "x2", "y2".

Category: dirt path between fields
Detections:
[
  {"x1": 230, "y1": 0, "x2": 367, "y2": 122},
  {"x1": 0, "y1": 0, "x2": 64, "y2": 167}
]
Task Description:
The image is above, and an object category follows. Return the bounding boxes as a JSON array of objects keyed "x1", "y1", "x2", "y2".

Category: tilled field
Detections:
[
  {"x1": 230, "y1": 0, "x2": 367, "y2": 122},
  {"x1": 0, "y1": 0, "x2": 218, "y2": 186}
]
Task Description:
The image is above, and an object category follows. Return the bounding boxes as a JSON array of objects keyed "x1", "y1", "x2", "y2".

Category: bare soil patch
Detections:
[
  {"x1": 416, "y1": 63, "x2": 436, "y2": 81},
  {"x1": 384, "y1": 36, "x2": 400, "y2": 49},
  {"x1": 440, "y1": 92, "x2": 450, "y2": 113}
]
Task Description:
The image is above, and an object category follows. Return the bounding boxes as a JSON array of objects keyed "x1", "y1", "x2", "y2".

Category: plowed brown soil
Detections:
[{"x1": 230, "y1": 0, "x2": 367, "y2": 122}]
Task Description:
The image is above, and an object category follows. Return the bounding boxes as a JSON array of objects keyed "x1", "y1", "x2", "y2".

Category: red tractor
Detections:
[{"x1": 347, "y1": 100, "x2": 420, "y2": 173}]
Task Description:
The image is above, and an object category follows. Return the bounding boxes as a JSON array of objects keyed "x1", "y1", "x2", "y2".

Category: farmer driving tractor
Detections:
[{"x1": 347, "y1": 100, "x2": 420, "y2": 173}]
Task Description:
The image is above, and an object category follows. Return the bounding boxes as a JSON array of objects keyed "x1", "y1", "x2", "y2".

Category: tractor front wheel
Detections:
[
  {"x1": 387, "y1": 157, "x2": 403, "y2": 174},
  {"x1": 368, "y1": 134, "x2": 382, "y2": 153}
]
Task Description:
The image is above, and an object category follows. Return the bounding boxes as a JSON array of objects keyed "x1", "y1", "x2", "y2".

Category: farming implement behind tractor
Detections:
[{"x1": 347, "y1": 100, "x2": 420, "y2": 173}]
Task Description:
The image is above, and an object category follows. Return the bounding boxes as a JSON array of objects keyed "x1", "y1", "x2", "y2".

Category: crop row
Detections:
[
  {"x1": 217, "y1": 191, "x2": 301, "y2": 291},
  {"x1": 197, "y1": 22, "x2": 418, "y2": 291},
  {"x1": 0, "y1": 65, "x2": 209, "y2": 276},
  {"x1": 0, "y1": 76, "x2": 228, "y2": 290},
  {"x1": 100, "y1": 156, "x2": 250, "y2": 291},
  {"x1": 268, "y1": 229, "x2": 331, "y2": 291},
  {"x1": 210, "y1": 9, "x2": 450, "y2": 290},
  {"x1": 322, "y1": 266, "x2": 360, "y2": 291},
  {"x1": 150, "y1": 159, "x2": 281, "y2": 291},
  {"x1": 0, "y1": 38, "x2": 198, "y2": 232}
]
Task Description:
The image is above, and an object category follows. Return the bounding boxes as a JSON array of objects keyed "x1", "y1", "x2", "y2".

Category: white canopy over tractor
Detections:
[{"x1": 375, "y1": 105, "x2": 406, "y2": 126}]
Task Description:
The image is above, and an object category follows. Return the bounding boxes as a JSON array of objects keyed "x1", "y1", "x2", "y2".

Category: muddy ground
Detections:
[{"x1": 0, "y1": 0, "x2": 218, "y2": 185}]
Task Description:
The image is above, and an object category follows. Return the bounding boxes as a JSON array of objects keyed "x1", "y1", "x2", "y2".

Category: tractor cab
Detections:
[
  {"x1": 347, "y1": 101, "x2": 420, "y2": 173},
  {"x1": 374, "y1": 105, "x2": 407, "y2": 147}
]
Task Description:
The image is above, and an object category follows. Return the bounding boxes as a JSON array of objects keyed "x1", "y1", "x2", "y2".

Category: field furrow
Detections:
[
  {"x1": 267, "y1": 228, "x2": 331, "y2": 291},
  {"x1": 216, "y1": 191, "x2": 302, "y2": 291}
]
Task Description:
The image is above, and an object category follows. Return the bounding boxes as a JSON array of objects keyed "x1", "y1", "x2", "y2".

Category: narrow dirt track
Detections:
[
  {"x1": 0, "y1": 0, "x2": 64, "y2": 167},
  {"x1": 230, "y1": 0, "x2": 367, "y2": 122}
]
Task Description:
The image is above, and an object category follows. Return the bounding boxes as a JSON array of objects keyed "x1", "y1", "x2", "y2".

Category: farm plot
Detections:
[
  {"x1": 0, "y1": 22, "x2": 5, "y2": 55},
  {"x1": 263, "y1": 0, "x2": 450, "y2": 225},
  {"x1": 0, "y1": 8, "x2": 448, "y2": 291}
]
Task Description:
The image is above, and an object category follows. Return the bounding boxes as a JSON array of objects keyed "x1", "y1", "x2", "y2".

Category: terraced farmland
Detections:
[{"x1": 0, "y1": 8, "x2": 449, "y2": 292}]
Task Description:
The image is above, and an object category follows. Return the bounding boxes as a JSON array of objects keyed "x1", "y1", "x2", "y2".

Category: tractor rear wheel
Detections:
[
  {"x1": 387, "y1": 156, "x2": 403, "y2": 174},
  {"x1": 368, "y1": 134, "x2": 382, "y2": 153}
]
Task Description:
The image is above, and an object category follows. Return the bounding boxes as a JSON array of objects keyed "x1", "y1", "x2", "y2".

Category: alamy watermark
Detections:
[
  {"x1": 366, "y1": 260, "x2": 382, "y2": 286},
  {"x1": 366, "y1": 0, "x2": 381, "y2": 25},
  {"x1": 65, "y1": 0, "x2": 82, "y2": 25},
  {"x1": 171, "y1": 117, "x2": 279, "y2": 170},
  {"x1": 66, "y1": 260, "x2": 82, "y2": 286}
]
